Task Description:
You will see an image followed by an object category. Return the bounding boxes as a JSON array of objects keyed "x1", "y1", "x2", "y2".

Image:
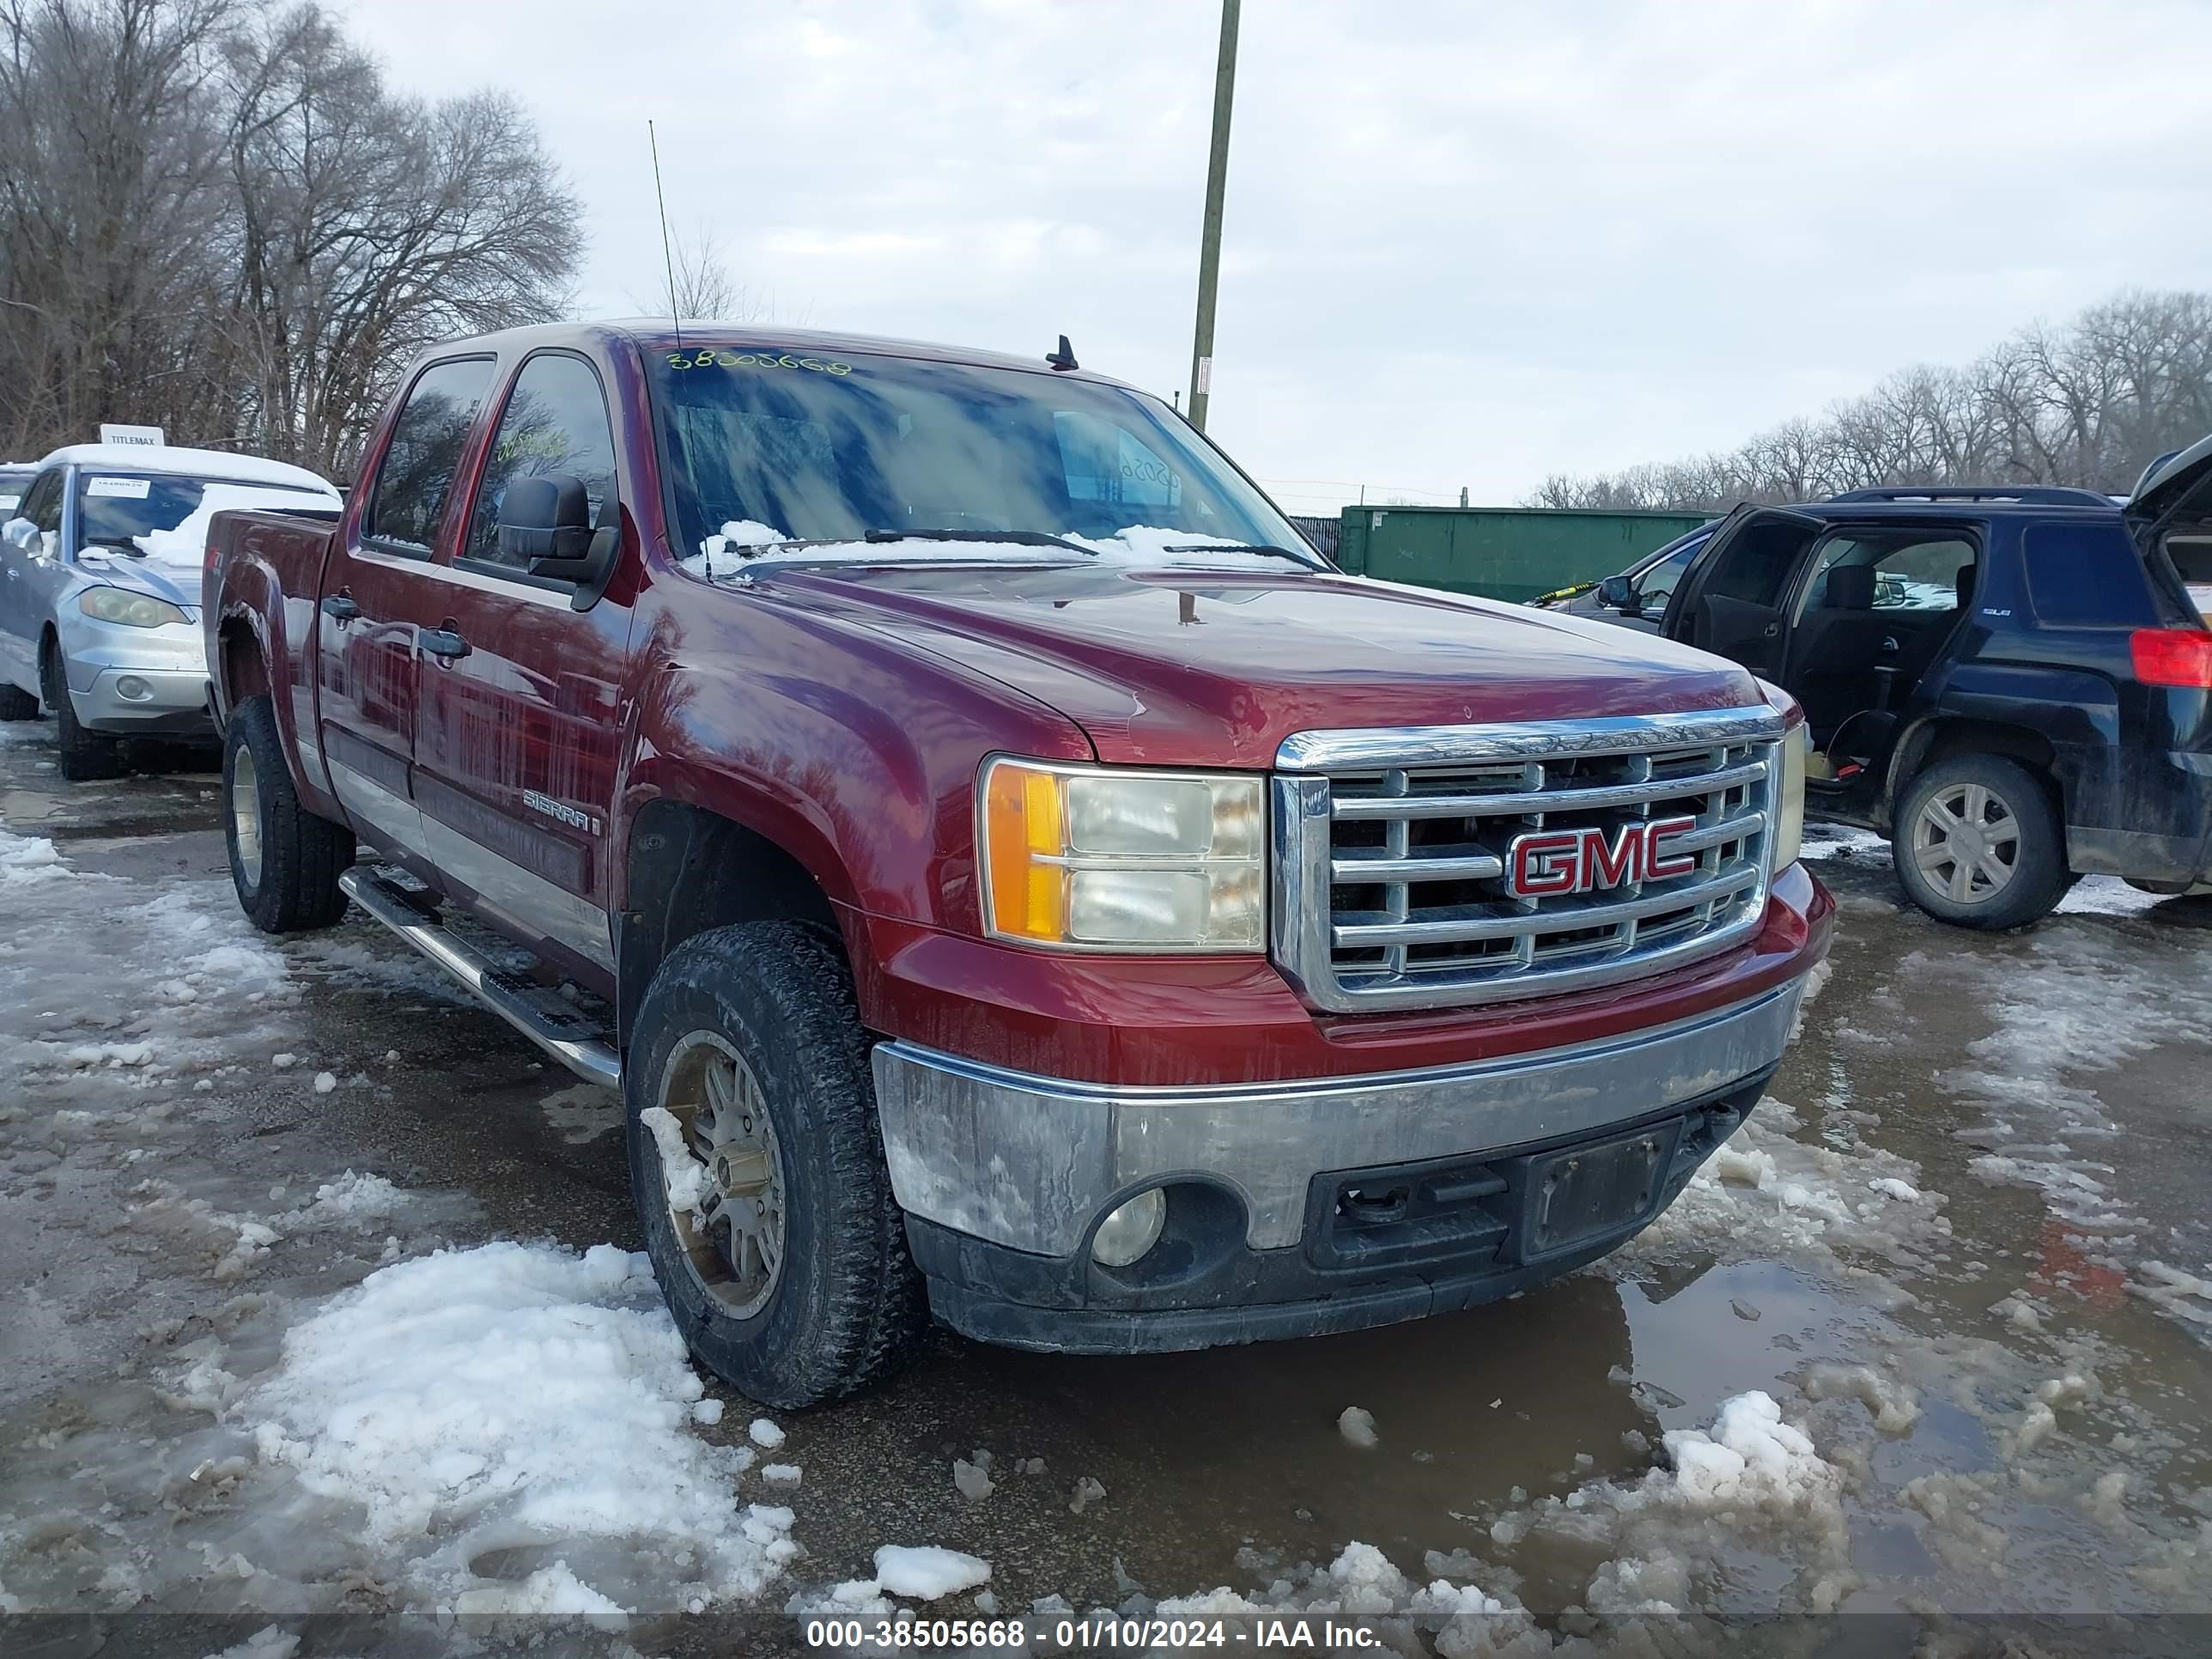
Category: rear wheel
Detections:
[
  {"x1": 1893, "y1": 755, "x2": 2068, "y2": 929},
  {"x1": 625, "y1": 921, "x2": 925, "y2": 1409},
  {"x1": 40, "y1": 640, "x2": 124, "y2": 781},
  {"x1": 223, "y1": 695, "x2": 353, "y2": 933},
  {"x1": 0, "y1": 680, "x2": 38, "y2": 720}
]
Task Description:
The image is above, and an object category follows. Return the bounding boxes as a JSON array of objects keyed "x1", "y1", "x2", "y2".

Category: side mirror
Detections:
[
  {"x1": 3, "y1": 517, "x2": 36, "y2": 551},
  {"x1": 496, "y1": 475, "x2": 620, "y2": 599},
  {"x1": 1597, "y1": 574, "x2": 1639, "y2": 615}
]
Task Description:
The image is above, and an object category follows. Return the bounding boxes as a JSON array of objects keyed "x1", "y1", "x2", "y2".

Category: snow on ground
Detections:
[
  {"x1": 1617, "y1": 1097, "x2": 1948, "y2": 1280},
  {"x1": 1798, "y1": 823, "x2": 1890, "y2": 863},
  {"x1": 1937, "y1": 931, "x2": 2212, "y2": 1237},
  {"x1": 244, "y1": 1241, "x2": 787, "y2": 1615}
]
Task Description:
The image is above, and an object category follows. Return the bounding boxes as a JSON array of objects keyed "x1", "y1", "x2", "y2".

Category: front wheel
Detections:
[
  {"x1": 1893, "y1": 755, "x2": 2069, "y2": 929},
  {"x1": 40, "y1": 641, "x2": 124, "y2": 781},
  {"x1": 223, "y1": 695, "x2": 354, "y2": 933},
  {"x1": 625, "y1": 921, "x2": 925, "y2": 1409}
]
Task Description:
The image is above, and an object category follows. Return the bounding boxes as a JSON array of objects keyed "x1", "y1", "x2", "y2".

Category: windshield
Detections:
[
  {"x1": 648, "y1": 347, "x2": 1309, "y2": 563},
  {"x1": 75, "y1": 474, "x2": 331, "y2": 564}
]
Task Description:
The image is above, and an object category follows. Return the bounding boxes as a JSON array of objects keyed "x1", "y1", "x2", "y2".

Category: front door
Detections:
[
  {"x1": 1661, "y1": 505, "x2": 1825, "y2": 681},
  {"x1": 410, "y1": 349, "x2": 631, "y2": 982},
  {"x1": 316, "y1": 356, "x2": 499, "y2": 866}
]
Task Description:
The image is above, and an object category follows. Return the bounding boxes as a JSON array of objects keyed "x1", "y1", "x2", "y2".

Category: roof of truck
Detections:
[
  {"x1": 432, "y1": 319, "x2": 1138, "y2": 389},
  {"x1": 33, "y1": 444, "x2": 337, "y2": 494}
]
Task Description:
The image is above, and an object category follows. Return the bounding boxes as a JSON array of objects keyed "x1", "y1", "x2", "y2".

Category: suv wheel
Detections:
[
  {"x1": 1893, "y1": 755, "x2": 2068, "y2": 929},
  {"x1": 40, "y1": 639, "x2": 125, "y2": 781},
  {"x1": 223, "y1": 695, "x2": 354, "y2": 932},
  {"x1": 625, "y1": 920, "x2": 925, "y2": 1409}
]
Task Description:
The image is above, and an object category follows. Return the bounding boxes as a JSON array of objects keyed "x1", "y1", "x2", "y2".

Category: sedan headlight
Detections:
[
  {"x1": 80, "y1": 587, "x2": 189, "y2": 629},
  {"x1": 979, "y1": 758, "x2": 1265, "y2": 951},
  {"x1": 1774, "y1": 722, "x2": 1807, "y2": 871}
]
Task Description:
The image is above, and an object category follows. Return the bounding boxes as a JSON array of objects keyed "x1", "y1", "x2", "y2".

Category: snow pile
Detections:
[
  {"x1": 1337, "y1": 1407, "x2": 1379, "y2": 1449},
  {"x1": 640, "y1": 1105, "x2": 711, "y2": 1219},
  {"x1": 0, "y1": 829, "x2": 68, "y2": 886},
  {"x1": 2131, "y1": 1261, "x2": 2212, "y2": 1332},
  {"x1": 872, "y1": 1545, "x2": 991, "y2": 1601},
  {"x1": 1150, "y1": 1541, "x2": 1521, "y2": 1648},
  {"x1": 1625, "y1": 1099, "x2": 1947, "y2": 1273},
  {"x1": 129, "y1": 481, "x2": 339, "y2": 572},
  {"x1": 242, "y1": 1241, "x2": 783, "y2": 1613},
  {"x1": 1656, "y1": 1394, "x2": 1840, "y2": 1513},
  {"x1": 1484, "y1": 1391, "x2": 1854, "y2": 1616}
]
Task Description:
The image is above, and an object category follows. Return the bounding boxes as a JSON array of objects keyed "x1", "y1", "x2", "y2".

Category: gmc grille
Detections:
[{"x1": 1272, "y1": 706, "x2": 1786, "y2": 1012}]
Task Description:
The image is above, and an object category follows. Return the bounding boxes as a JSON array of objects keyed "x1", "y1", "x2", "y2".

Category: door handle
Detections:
[
  {"x1": 421, "y1": 627, "x2": 471, "y2": 660},
  {"x1": 1761, "y1": 621, "x2": 1780, "y2": 639},
  {"x1": 321, "y1": 593, "x2": 360, "y2": 620}
]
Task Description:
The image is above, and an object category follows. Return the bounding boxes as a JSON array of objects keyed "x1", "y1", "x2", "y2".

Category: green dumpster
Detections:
[{"x1": 1334, "y1": 507, "x2": 1711, "y2": 604}]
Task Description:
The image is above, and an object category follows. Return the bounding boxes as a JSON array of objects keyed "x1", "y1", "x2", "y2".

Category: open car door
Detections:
[
  {"x1": 1658, "y1": 503, "x2": 1826, "y2": 679},
  {"x1": 2126, "y1": 433, "x2": 2212, "y2": 621}
]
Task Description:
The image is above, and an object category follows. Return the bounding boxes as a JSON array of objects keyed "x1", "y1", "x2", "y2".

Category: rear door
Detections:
[
  {"x1": 317, "y1": 356, "x2": 498, "y2": 865},
  {"x1": 410, "y1": 348, "x2": 632, "y2": 980},
  {"x1": 1660, "y1": 505, "x2": 1825, "y2": 678}
]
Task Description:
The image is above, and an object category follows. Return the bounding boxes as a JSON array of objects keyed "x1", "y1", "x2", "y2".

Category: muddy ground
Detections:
[{"x1": 3, "y1": 719, "x2": 2210, "y2": 1656}]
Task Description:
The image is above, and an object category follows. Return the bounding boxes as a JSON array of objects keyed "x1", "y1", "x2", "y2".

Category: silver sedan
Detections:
[{"x1": 0, "y1": 444, "x2": 339, "y2": 779}]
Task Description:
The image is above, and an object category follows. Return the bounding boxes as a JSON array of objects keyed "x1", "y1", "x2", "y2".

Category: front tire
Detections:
[
  {"x1": 40, "y1": 641, "x2": 124, "y2": 781},
  {"x1": 224, "y1": 695, "x2": 353, "y2": 933},
  {"x1": 625, "y1": 921, "x2": 925, "y2": 1409},
  {"x1": 1893, "y1": 755, "x2": 2068, "y2": 929}
]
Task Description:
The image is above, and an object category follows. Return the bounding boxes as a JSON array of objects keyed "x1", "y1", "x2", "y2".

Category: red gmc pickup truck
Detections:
[{"x1": 204, "y1": 322, "x2": 1832, "y2": 1407}]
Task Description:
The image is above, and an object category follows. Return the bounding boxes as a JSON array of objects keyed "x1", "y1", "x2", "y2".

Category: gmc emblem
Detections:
[{"x1": 1506, "y1": 815, "x2": 1698, "y2": 898}]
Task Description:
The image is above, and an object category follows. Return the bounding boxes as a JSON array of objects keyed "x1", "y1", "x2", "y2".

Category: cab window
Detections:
[
  {"x1": 366, "y1": 357, "x2": 497, "y2": 555},
  {"x1": 465, "y1": 353, "x2": 620, "y2": 572}
]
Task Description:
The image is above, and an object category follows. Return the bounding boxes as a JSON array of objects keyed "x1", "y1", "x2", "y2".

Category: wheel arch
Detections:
[
  {"x1": 1883, "y1": 715, "x2": 2063, "y2": 827},
  {"x1": 615, "y1": 795, "x2": 850, "y2": 1050}
]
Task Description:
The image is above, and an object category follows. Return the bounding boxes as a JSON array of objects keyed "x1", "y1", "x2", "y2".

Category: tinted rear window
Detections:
[{"x1": 2021, "y1": 521, "x2": 2157, "y2": 627}]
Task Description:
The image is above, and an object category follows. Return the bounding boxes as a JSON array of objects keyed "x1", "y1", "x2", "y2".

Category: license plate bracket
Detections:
[{"x1": 1520, "y1": 1119, "x2": 1682, "y2": 1261}]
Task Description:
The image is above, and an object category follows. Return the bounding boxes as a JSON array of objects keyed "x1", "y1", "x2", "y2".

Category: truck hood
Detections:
[{"x1": 751, "y1": 561, "x2": 1764, "y2": 767}]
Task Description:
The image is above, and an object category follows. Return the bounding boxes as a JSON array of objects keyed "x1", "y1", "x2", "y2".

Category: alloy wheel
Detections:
[
  {"x1": 1910, "y1": 781, "x2": 2020, "y2": 904},
  {"x1": 654, "y1": 1032, "x2": 787, "y2": 1319},
  {"x1": 231, "y1": 746, "x2": 264, "y2": 890}
]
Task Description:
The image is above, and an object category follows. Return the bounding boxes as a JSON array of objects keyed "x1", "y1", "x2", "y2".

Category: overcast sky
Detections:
[{"x1": 341, "y1": 0, "x2": 2211, "y2": 514}]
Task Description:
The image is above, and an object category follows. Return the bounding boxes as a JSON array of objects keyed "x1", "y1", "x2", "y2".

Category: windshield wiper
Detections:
[
  {"x1": 864, "y1": 528, "x2": 1094, "y2": 556},
  {"x1": 1164, "y1": 542, "x2": 1323, "y2": 568}
]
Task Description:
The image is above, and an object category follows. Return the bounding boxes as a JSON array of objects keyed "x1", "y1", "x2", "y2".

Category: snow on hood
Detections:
[{"x1": 681, "y1": 521, "x2": 1313, "y2": 578}]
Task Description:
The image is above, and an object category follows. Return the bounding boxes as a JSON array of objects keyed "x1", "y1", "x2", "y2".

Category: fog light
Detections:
[
  {"x1": 115, "y1": 675, "x2": 152, "y2": 702},
  {"x1": 1090, "y1": 1188, "x2": 1167, "y2": 1267}
]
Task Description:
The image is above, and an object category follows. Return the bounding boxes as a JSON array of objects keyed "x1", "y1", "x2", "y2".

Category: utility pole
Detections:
[{"x1": 1186, "y1": 0, "x2": 1240, "y2": 431}]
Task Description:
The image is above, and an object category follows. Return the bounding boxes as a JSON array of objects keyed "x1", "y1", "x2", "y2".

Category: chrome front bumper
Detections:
[{"x1": 871, "y1": 980, "x2": 1806, "y2": 1260}]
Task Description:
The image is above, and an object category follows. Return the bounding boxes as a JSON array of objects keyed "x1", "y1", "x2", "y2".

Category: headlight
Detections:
[
  {"x1": 979, "y1": 757, "x2": 1265, "y2": 951},
  {"x1": 79, "y1": 587, "x2": 189, "y2": 629},
  {"x1": 1774, "y1": 722, "x2": 1807, "y2": 871}
]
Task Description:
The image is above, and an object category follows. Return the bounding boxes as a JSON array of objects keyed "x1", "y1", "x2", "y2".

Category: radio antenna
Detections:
[{"x1": 649, "y1": 120, "x2": 682, "y2": 349}]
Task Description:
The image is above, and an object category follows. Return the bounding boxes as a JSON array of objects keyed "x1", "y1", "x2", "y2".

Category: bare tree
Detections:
[
  {"x1": 632, "y1": 223, "x2": 769, "y2": 325},
  {"x1": 1528, "y1": 290, "x2": 2212, "y2": 510},
  {"x1": 0, "y1": 0, "x2": 580, "y2": 476}
]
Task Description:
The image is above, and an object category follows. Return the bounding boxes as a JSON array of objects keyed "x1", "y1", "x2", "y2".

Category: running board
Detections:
[{"x1": 337, "y1": 867, "x2": 622, "y2": 1090}]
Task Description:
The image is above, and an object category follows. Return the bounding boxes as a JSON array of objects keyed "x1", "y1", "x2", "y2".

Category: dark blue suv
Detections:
[{"x1": 1574, "y1": 443, "x2": 2212, "y2": 927}]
